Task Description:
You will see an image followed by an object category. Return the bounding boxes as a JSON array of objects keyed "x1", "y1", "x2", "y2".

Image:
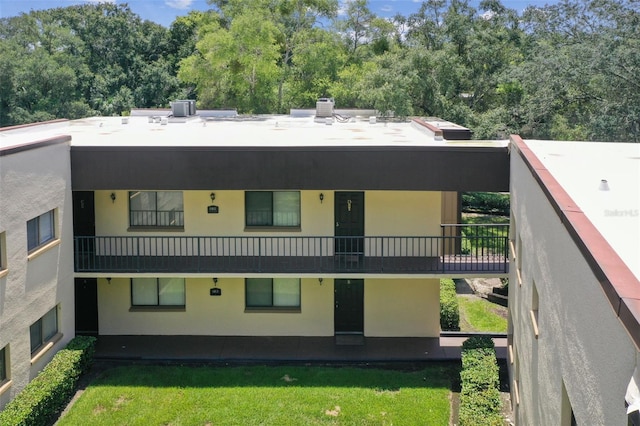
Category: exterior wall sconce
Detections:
[
  {"x1": 106, "y1": 277, "x2": 112, "y2": 284},
  {"x1": 213, "y1": 277, "x2": 218, "y2": 286},
  {"x1": 110, "y1": 193, "x2": 116, "y2": 203},
  {"x1": 318, "y1": 278, "x2": 323, "y2": 285},
  {"x1": 210, "y1": 192, "x2": 216, "y2": 202},
  {"x1": 319, "y1": 193, "x2": 324, "y2": 203}
]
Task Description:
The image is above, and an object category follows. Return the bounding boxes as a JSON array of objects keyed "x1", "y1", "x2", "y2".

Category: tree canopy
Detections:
[{"x1": 0, "y1": 0, "x2": 637, "y2": 142}]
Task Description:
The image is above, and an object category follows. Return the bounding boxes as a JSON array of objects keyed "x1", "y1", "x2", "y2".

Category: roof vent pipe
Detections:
[{"x1": 599, "y1": 179, "x2": 610, "y2": 191}]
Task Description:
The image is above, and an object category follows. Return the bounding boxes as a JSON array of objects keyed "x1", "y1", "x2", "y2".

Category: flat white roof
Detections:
[
  {"x1": 526, "y1": 140, "x2": 640, "y2": 280},
  {"x1": 0, "y1": 115, "x2": 507, "y2": 149}
]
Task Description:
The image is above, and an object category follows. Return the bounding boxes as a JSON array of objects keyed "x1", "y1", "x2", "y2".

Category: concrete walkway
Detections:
[{"x1": 94, "y1": 335, "x2": 507, "y2": 363}]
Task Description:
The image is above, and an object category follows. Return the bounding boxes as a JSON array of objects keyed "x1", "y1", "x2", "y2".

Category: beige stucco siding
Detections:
[
  {"x1": 365, "y1": 278, "x2": 440, "y2": 337},
  {"x1": 98, "y1": 277, "x2": 440, "y2": 337},
  {"x1": 95, "y1": 190, "x2": 442, "y2": 237},
  {"x1": 98, "y1": 277, "x2": 333, "y2": 336},
  {"x1": 509, "y1": 151, "x2": 637, "y2": 426},
  {"x1": 0, "y1": 142, "x2": 75, "y2": 409},
  {"x1": 93, "y1": 190, "x2": 443, "y2": 338}
]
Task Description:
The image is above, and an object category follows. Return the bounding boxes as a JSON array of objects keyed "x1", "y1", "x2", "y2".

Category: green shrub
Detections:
[
  {"x1": 440, "y1": 279, "x2": 460, "y2": 331},
  {"x1": 462, "y1": 192, "x2": 510, "y2": 215},
  {"x1": 459, "y1": 336, "x2": 503, "y2": 426},
  {"x1": 0, "y1": 336, "x2": 96, "y2": 426}
]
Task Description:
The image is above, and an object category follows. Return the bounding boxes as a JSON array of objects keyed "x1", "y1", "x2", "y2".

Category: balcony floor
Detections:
[
  {"x1": 93, "y1": 335, "x2": 508, "y2": 362},
  {"x1": 76, "y1": 254, "x2": 508, "y2": 275}
]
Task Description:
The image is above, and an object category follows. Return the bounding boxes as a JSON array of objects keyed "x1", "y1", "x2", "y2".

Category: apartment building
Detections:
[
  {"x1": 0, "y1": 109, "x2": 509, "y2": 408},
  {"x1": 508, "y1": 136, "x2": 640, "y2": 425},
  {"x1": 0, "y1": 123, "x2": 76, "y2": 408},
  {"x1": 69, "y1": 111, "x2": 508, "y2": 338}
]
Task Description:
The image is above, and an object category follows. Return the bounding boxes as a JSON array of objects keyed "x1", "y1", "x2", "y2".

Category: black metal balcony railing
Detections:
[{"x1": 74, "y1": 224, "x2": 509, "y2": 274}]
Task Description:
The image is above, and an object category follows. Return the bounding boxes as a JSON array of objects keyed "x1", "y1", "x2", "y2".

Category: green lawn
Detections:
[
  {"x1": 59, "y1": 365, "x2": 454, "y2": 425},
  {"x1": 459, "y1": 214, "x2": 509, "y2": 256},
  {"x1": 458, "y1": 296, "x2": 508, "y2": 333}
]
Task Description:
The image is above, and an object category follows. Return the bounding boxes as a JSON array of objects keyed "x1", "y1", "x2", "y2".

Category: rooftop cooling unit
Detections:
[
  {"x1": 171, "y1": 101, "x2": 190, "y2": 117},
  {"x1": 316, "y1": 98, "x2": 334, "y2": 118},
  {"x1": 175, "y1": 99, "x2": 196, "y2": 116}
]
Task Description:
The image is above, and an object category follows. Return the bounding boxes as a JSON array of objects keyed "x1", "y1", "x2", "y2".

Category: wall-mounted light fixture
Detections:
[
  {"x1": 318, "y1": 278, "x2": 323, "y2": 285},
  {"x1": 106, "y1": 277, "x2": 112, "y2": 284},
  {"x1": 213, "y1": 277, "x2": 218, "y2": 286},
  {"x1": 110, "y1": 193, "x2": 116, "y2": 203},
  {"x1": 210, "y1": 192, "x2": 216, "y2": 202},
  {"x1": 319, "y1": 193, "x2": 324, "y2": 204}
]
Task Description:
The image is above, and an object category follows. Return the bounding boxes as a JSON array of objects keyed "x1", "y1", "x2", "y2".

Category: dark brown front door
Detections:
[
  {"x1": 334, "y1": 192, "x2": 364, "y2": 255},
  {"x1": 75, "y1": 278, "x2": 98, "y2": 336},
  {"x1": 334, "y1": 279, "x2": 364, "y2": 334}
]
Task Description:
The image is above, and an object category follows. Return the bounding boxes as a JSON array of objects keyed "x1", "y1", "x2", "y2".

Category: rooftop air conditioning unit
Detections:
[
  {"x1": 316, "y1": 98, "x2": 334, "y2": 118},
  {"x1": 171, "y1": 101, "x2": 190, "y2": 117},
  {"x1": 175, "y1": 99, "x2": 196, "y2": 116}
]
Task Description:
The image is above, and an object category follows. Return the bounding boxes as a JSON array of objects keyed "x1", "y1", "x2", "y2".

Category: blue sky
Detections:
[{"x1": 0, "y1": 0, "x2": 554, "y2": 28}]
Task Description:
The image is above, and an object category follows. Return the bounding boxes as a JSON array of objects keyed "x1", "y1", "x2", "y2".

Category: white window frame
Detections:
[
  {"x1": 245, "y1": 191, "x2": 301, "y2": 228},
  {"x1": 30, "y1": 306, "x2": 58, "y2": 355},
  {"x1": 129, "y1": 191, "x2": 184, "y2": 228},
  {"x1": 245, "y1": 278, "x2": 301, "y2": 310},
  {"x1": 131, "y1": 278, "x2": 185, "y2": 308},
  {"x1": 0, "y1": 345, "x2": 7, "y2": 383},
  {"x1": 27, "y1": 210, "x2": 56, "y2": 252},
  {"x1": 0, "y1": 231, "x2": 7, "y2": 278}
]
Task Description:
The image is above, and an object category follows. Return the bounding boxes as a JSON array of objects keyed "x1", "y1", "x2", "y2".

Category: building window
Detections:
[
  {"x1": 246, "y1": 278, "x2": 300, "y2": 308},
  {"x1": 0, "y1": 231, "x2": 6, "y2": 273},
  {"x1": 0, "y1": 346, "x2": 7, "y2": 382},
  {"x1": 530, "y1": 280, "x2": 539, "y2": 338},
  {"x1": 245, "y1": 191, "x2": 300, "y2": 227},
  {"x1": 131, "y1": 278, "x2": 185, "y2": 307},
  {"x1": 27, "y1": 210, "x2": 55, "y2": 251},
  {"x1": 129, "y1": 191, "x2": 184, "y2": 227},
  {"x1": 30, "y1": 306, "x2": 58, "y2": 354}
]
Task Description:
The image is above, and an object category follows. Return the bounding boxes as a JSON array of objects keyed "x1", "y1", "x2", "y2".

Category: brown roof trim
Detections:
[
  {"x1": 412, "y1": 118, "x2": 443, "y2": 138},
  {"x1": 0, "y1": 135, "x2": 71, "y2": 156},
  {"x1": 0, "y1": 119, "x2": 68, "y2": 132},
  {"x1": 510, "y1": 134, "x2": 640, "y2": 350}
]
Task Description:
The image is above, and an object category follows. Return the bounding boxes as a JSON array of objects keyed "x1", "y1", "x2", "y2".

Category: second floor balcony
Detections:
[{"x1": 74, "y1": 224, "x2": 509, "y2": 275}]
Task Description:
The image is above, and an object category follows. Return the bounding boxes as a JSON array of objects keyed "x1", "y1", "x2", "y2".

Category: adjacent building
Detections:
[
  {"x1": 0, "y1": 122, "x2": 76, "y2": 408},
  {"x1": 508, "y1": 136, "x2": 640, "y2": 425}
]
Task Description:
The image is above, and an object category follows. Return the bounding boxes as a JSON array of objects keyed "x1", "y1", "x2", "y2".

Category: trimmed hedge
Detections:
[
  {"x1": 0, "y1": 335, "x2": 96, "y2": 426},
  {"x1": 461, "y1": 192, "x2": 510, "y2": 216},
  {"x1": 459, "y1": 336, "x2": 503, "y2": 426},
  {"x1": 440, "y1": 278, "x2": 460, "y2": 331}
]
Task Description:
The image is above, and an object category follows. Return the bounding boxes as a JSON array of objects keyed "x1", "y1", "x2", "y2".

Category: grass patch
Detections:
[
  {"x1": 461, "y1": 214, "x2": 509, "y2": 225},
  {"x1": 459, "y1": 214, "x2": 509, "y2": 256},
  {"x1": 458, "y1": 296, "x2": 508, "y2": 333},
  {"x1": 58, "y1": 364, "x2": 454, "y2": 425}
]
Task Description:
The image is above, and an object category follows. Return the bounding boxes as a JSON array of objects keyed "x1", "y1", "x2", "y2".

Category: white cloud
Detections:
[
  {"x1": 165, "y1": 0, "x2": 194, "y2": 10},
  {"x1": 380, "y1": 5, "x2": 393, "y2": 13},
  {"x1": 80, "y1": 0, "x2": 116, "y2": 3}
]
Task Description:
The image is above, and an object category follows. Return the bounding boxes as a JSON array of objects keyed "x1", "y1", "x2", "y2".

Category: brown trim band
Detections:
[
  {"x1": 70, "y1": 145, "x2": 509, "y2": 191},
  {"x1": 0, "y1": 119, "x2": 68, "y2": 133},
  {"x1": 510, "y1": 134, "x2": 640, "y2": 350},
  {"x1": 0, "y1": 135, "x2": 71, "y2": 157}
]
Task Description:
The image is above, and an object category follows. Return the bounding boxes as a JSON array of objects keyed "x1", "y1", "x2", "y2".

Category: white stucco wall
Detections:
[
  {"x1": 509, "y1": 149, "x2": 637, "y2": 425},
  {"x1": 0, "y1": 141, "x2": 75, "y2": 409}
]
